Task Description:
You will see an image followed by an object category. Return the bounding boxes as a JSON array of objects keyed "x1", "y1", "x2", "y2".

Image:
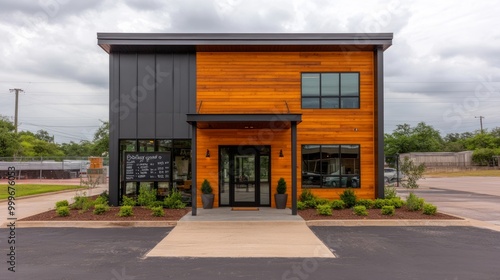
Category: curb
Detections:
[
  {"x1": 14, "y1": 220, "x2": 177, "y2": 228},
  {"x1": 306, "y1": 219, "x2": 472, "y2": 227}
]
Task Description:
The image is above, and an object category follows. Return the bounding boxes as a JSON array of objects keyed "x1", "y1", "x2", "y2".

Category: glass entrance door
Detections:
[
  {"x1": 233, "y1": 153, "x2": 256, "y2": 205},
  {"x1": 219, "y1": 146, "x2": 270, "y2": 207}
]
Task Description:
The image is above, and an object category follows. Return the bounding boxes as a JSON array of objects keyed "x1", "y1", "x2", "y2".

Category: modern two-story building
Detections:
[{"x1": 97, "y1": 33, "x2": 393, "y2": 215}]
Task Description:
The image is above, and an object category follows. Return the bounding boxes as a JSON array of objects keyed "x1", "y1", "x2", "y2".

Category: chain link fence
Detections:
[{"x1": 0, "y1": 157, "x2": 109, "y2": 180}]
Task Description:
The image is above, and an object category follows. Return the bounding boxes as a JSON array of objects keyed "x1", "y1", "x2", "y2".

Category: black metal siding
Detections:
[
  {"x1": 109, "y1": 54, "x2": 120, "y2": 206},
  {"x1": 137, "y1": 54, "x2": 156, "y2": 138},
  {"x1": 108, "y1": 52, "x2": 195, "y2": 205},
  {"x1": 118, "y1": 54, "x2": 138, "y2": 138}
]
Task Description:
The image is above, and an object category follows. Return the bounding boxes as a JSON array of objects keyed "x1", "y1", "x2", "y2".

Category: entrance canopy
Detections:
[
  {"x1": 186, "y1": 114, "x2": 302, "y2": 129},
  {"x1": 186, "y1": 113, "x2": 301, "y2": 216}
]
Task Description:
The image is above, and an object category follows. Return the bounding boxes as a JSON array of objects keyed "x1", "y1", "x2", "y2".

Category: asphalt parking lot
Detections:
[{"x1": 1, "y1": 227, "x2": 499, "y2": 279}]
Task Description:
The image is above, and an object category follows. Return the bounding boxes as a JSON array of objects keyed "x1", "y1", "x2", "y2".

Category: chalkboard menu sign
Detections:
[{"x1": 124, "y1": 152, "x2": 171, "y2": 182}]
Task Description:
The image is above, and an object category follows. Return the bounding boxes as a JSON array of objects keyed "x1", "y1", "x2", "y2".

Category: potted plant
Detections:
[
  {"x1": 274, "y1": 178, "x2": 288, "y2": 209},
  {"x1": 201, "y1": 179, "x2": 214, "y2": 209}
]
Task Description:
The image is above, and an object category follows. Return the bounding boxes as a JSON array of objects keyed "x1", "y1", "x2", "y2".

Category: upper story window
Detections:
[{"x1": 301, "y1": 73, "x2": 360, "y2": 109}]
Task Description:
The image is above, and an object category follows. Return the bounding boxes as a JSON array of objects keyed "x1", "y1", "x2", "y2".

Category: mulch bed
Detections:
[
  {"x1": 20, "y1": 207, "x2": 190, "y2": 221},
  {"x1": 298, "y1": 208, "x2": 461, "y2": 220}
]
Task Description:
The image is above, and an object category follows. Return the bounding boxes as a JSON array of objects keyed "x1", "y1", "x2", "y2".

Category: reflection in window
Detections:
[
  {"x1": 302, "y1": 144, "x2": 360, "y2": 188},
  {"x1": 301, "y1": 73, "x2": 360, "y2": 109}
]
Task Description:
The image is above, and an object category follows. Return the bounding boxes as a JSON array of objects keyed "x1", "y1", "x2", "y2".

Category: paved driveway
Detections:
[
  {"x1": 397, "y1": 177, "x2": 500, "y2": 227},
  {"x1": 1, "y1": 227, "x2": 499, "y2": 279}
]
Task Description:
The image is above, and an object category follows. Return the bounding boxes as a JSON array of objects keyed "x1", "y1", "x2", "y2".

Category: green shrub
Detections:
[
  {"x1": 390, "y1": 197, "x2": 405, "y2": 209},
  {"x1": 353, "y1": 205, "x2": 368, "y2": 216},
  {"x1": 381, "y1": 205, "x2": 395, "y2": 216},
  {"x1": 56, "y1": 206, "x2": 70, "y2": 217},
  {"x1": 94, "y1": 195, "x2": 108, "y2": 206},
  {"x1": 164, "y1": 190, "x2": 186, "y2": 209},
  {"x1": 315, "y1": 198, "x2": 330, "y2": 206},
  {"x1": 93, "y1": 204, "x2": 109, "y2": 215},
  {"x1": 316, "y1": 204, "x2": 333, "y2": 216},
  {"x1": 276, "y1": 178, "x2": 287, "y2": 194},
  {"x1": 118, "y1": 206, "x2": 133, "y2": 217},
  {"x1": 55, "y1": 200, "x2": 69, "y2": 208},
  {"x1": 149, "y1": 201, "x2": 164, "y2": 209},
  {"x1": 99, "y1": 190, "x2": 109, "y2": 200},
  {"x1": 201, "y1": 179, "x2": 213, "y2": 194},
  {"x1": 340, "y1": 189, "x2": 357, "y2": 208},
  {"x1": 137, "y1": 186, "x2": 158, "y2": 207},
  {"x1": 406, "y1": 193, "x2": 425, "y2": 211},
  {"x1": 81, "y1": 199, "x2": 94, "y2": 212},
  {"x1": 299, "y1": 189, "x2": 316, "y2": 202},
  {"x1": 297, "y1": 201, "x2": 307, "y2": 210},
  {"x1": 151, "y1": 206, "x2": 165, "y2": 217},
  {"x1": 304, "y1": 198, "x2": 318, "y2": 209},
  {"x1": 423, "y1": 203, "x2": 437, "y2": 215},
  {"x1": 356, "y1": 199, "x2": 374, "y2": 209},
  {"x1": 72, "y1": 194, "x2": 90, "y2": 210},
  {"x1": 384, "y1": 185, "x2": 398, "y2": 199},
  {"x1": 373, "y1": 198, "x2": 387, "y2": 209},
  {"x1": 330, "y1": 200, "x2": 345, "y2": 210},
  {"x1": 122, "y1": 196, "x2": 136, "y2": 207}
]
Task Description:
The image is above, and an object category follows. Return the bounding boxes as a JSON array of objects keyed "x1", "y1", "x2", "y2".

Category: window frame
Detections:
[
  {"x1": 301, "y1": 144, "x2": 361, "y2": 189},
  {"x1": 301, "y1": 72, "x2": 360, "y2": 109},
  {"x1": 119, "y1": 139, "x2": 192, "y2": 198}
]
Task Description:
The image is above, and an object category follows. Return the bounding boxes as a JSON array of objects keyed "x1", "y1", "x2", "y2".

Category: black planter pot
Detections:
[
  {"x1": 274, "y1": 193, "x2": 288, "y2": 209},
  {"x1": 201, "y1": 194, "x2": 214, "y2": 209}
]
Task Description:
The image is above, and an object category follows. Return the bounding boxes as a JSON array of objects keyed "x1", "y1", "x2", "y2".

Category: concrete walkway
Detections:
[
  {"x1": 147, "y1": 208, "x2": 335, "y2": 258},
  {"x1": 0, "y1": 183, "x2": 108, "y2": 227}
]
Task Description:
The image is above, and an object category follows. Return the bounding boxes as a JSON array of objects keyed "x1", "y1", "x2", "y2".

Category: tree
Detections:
[
  {"x1": 385, "y1": 122, "x2": 444, "y2": 161},
  {"x1": 472, "y1": 148, "x2": 500, "y2": 166},
  {"x1": 463, "y1": 132, "x2": 497, "y2": 150},
  {"x1": 92, "y1": 121, "x2": 109, "y2": 156},
  {"x1": 60, "y1": 141, "x2": 93, "y2": 157},
  {"x1": 35, "y1": 130, "x2": 54, "y2": 143},
  {"x1": 18, "y1": 133, "x2": 64, "y2": 157},
  {"x1": 0, "y1": 116, "x2": 19, "y2": 157},
  {"x1": 399, "y1": 156, "x2": 425, "y2": 189}
]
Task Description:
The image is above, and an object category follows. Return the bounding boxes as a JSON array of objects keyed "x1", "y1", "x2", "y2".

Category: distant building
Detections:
[{"x1": 398, "y1": 151, "x2": 478, "y2": 172}]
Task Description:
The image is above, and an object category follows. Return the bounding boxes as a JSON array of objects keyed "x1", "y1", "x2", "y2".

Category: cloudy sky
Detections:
[{"x1": 0, "y1": 0, "x2": 499, "y2": 143}]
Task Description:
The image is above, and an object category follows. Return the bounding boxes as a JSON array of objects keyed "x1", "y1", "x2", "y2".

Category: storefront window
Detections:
[
  {"x1": 302, "y1": 144, "x2": 360, "y2": 188},
  {"x1": 119, "y1": 139, "x2": 191, "y2": 199}
]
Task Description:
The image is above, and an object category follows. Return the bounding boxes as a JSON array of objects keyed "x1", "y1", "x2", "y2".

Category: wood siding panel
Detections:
[{"x1": 196, "y1": 52, "x2": 377, "y2": 206}]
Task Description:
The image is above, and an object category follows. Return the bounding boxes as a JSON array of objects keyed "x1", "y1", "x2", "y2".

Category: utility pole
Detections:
[
  {"x1": 9, "y1": 88, "x2": 23, "y2": 133},
  {"x1": 475, "y1": 116, "x2": 485, "y2": 133}
]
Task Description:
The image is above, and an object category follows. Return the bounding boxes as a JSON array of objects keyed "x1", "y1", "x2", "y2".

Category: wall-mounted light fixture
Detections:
[
  {"x1": 205, "y1": 149, "x2": 210, "y2": 158},
  {"x1": 279, "y1": 149, "x2": 284, "y2": 158}
]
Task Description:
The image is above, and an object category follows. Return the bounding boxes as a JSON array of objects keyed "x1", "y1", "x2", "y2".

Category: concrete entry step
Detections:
[{"x1": 146, "y1": 220, "x2": 335, "y2": 258}]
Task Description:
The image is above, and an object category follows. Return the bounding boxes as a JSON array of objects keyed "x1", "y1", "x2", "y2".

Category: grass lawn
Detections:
[
  {"x1": 0, "y1": 184, "x2": 83, "y2": 199},
  {"x1": 425, "y1": 169, "x2": 500, "y2": 178}
]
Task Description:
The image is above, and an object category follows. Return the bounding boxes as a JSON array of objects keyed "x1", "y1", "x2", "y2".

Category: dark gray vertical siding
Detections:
[
  {"x1": 109, "y1": 54, "x2": 121, "y2": 206},
  {"x1": 188, "y1": 54, "x2": 197, "y2": 124},
  {"x1": 118, "y1": 54, "x2": 138, "y2": 138},
  {"x1": 109, "y1": 52, "x2": 196, "y2": 204},
  {"x1": 376, "y1": 47, "x2": 385, "y2": 199},
  {"x1": 137, "y1": 54, "x2": 156, "y2": 138},
  {"x1": 156, "y1": 54, "x2": 175, "y2": 138},
  {"x1": 173, "y1": 54, "x2": 190, "y2": 138}
]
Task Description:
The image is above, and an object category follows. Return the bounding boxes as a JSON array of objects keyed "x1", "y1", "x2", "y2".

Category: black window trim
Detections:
[
  {"x1": 301, "y1": 144, "x2": 361, "y2": 189},
  {"x1": 301, "y1": 72, "x2": 360, "y2": 109}
]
